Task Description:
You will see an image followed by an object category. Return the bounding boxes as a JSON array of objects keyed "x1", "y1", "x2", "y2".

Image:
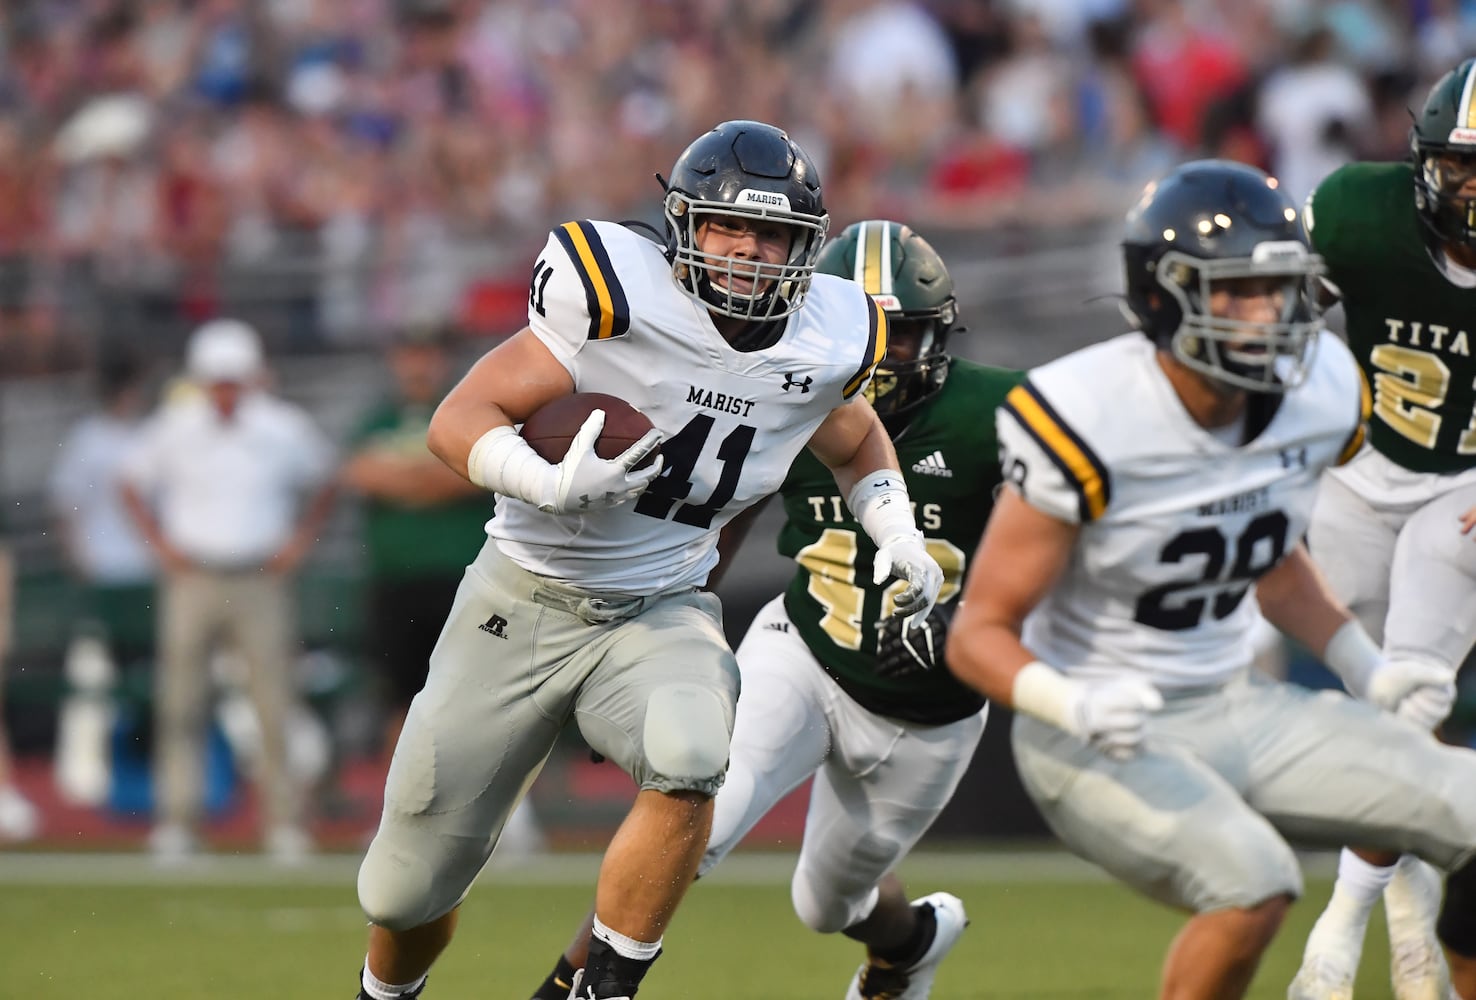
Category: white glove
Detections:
[
  {"x1": 874, "y1": 531, "x2": 944, "y2": 620},
  {"x1": 1012, "y1": 662, "x2": 1164, "y2": 760},
  {"x1": 1066, "y1": 677, "x2": 1166, "y2": 760},
  {"x1": 539, "y1": 409, "x2": 663, "y2": 514},
  {"x1": 1367, "y1": 659, "x2": 1457, "y2": 732}
]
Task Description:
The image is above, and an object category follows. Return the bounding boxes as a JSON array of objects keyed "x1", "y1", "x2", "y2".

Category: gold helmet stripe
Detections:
[
  {"x1": 1463, "y1": 61, "x2": 1476, "y2": 130},
  {"x1": 854, "y1": 220, "x2": 894, "y2": 298}
]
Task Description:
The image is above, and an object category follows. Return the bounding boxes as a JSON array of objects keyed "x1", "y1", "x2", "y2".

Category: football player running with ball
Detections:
[
  {"x1": 1290, "y1": 58, "x2": 1476, "y2": 1000},
  {"x1": 351, "y1": 123, "x2": 944, "y2": 1000},
  {"x1": 945, "y1": 159, "x2": 1476, "y2": 1000},
  {"x1": 527, "y1": 220, "x2": 1022, "y2": 1000}
]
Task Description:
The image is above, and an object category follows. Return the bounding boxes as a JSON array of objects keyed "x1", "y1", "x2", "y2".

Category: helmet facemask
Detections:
[
  {"x1": 1414, "y1": 146, "x2": 1476, "y2": 251},
  {"x1": 665, "y1": 190, "x2": 829, "y2": 322},
  {"x1": 863, "y1": 309, "x2": 957, "y2": 417},
  {"x1": 1155, "y1": 242, "x2": 1325, "y2": 394}
]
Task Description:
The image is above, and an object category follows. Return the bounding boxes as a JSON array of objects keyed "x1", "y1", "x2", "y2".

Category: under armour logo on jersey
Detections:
[
  {"x1": 478, "y1": 614, "x2": 509, "y2": 638},
  {"x1": 1279, "y1": 447, "x2": 1308, "y2": 470},
  {"x1": 781, "y1": 373, "x2": 813, "y2": 393}
]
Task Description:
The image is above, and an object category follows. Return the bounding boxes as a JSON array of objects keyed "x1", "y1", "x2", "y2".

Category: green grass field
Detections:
[{"x1": 0, "y1": 849, "x2": 1398, "y2": 999}]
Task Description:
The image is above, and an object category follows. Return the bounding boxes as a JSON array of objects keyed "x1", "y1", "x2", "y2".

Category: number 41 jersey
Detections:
[
  {"x1": 490, "y1": 220, "x2": 887, "y2": 594},
  {"x1": 995, "y1": 333, "x2": 1367, "y2": 691}
]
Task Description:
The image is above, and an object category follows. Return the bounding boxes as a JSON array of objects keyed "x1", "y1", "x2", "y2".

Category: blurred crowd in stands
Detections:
[{"x1": 0, "y1": 0, "x2": 1471, "y2": 375}]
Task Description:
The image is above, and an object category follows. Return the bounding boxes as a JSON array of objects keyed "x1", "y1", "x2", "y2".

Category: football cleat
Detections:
[
  {"x1": 1386, "y1": 857, "x2": 1454, "y2": 1000},
  {"x1": 845, "y1": 892, "x2": 968, "y2": 1000},
  {"x1": 564, "y1": 969, "x2": 631, "y2": 1000},
  {"x1": 1287, "y1": 953, "x2": 1355, "y2": 1000},
  {"x1": 1389, "y1": 934, "x2": 1456, "y2": 1000}
]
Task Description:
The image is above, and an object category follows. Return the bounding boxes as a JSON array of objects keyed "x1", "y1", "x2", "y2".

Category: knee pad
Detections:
[
  {"x1": 642, "y1": 683, "x2": 731, "y2": 789},
  {"x1": 357, "y1": 838, "x2": 440, "y2": 932},
  {"x1": 791, "y1": 869, "x2": 877, "y2": 935},
  {"x1": 1438, "y1": 856, "x2": 1476, "y2": 958}
]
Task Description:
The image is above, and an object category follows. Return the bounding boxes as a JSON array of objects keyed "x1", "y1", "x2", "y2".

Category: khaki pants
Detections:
[{"x1": 155, "y1": 567, "x2": 297, "y2": 832}]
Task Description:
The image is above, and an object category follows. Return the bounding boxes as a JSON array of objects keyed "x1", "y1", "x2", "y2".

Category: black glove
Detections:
[{"x1": 874, "y1": 600, "x2": 957, "y2": 679}]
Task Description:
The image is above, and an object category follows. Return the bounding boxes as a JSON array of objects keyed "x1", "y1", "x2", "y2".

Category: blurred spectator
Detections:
[
  {"x1": 0, "y1": 539, "x2": 40, "y2": 842},
  {"x1": 1129, "y1": 0, "x2": 1248, "y2": 152},
  {"x1": 339, "y1": 323, "x2": 488, "y2": 761},
  {"x1": 118, "y1": 318, "x2": 337, "y2": 862},
  {"x1": 48, "y1": 344, "x2": 158, "y2": 678},
  {"x1": 1256, "y1": 24, "x2": 1373, "y2": 204},
  {"x1": 0, "y1": 0, "x2": 1458, "y2": 376}
]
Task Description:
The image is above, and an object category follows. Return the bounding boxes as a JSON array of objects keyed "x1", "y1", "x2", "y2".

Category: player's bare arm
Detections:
[
  {"x1": 804, "y1": 394, "x2": 898, "y2": 495},
  {"x1": 1251, "y1": 544, "x2": 1356, "y2": 656},
  {"x1": 945, "y1": 487, "x2": 1077, "y2": 702},
  {"x1": 426, "y1": 328, "x2": 574, "y2": 479}
]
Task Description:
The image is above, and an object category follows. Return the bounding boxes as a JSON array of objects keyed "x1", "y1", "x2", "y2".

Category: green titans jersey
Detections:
[
  {"x1": 776, "y1": 360, "x2": 1023, "y2": 725},
  {"x1": 1308, "y1": 162, "x2": 1476, "y2": 474}
]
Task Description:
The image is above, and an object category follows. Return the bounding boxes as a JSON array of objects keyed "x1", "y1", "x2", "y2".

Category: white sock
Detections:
[
  {"x1": 1319, "y1": 849, "x2": 1398, "y2": 935},
  {"x1": 360, "y1": 961, "x2": 426, "y2": 1000},
  {"x1": 591, "y1": 915, "x2": 662, "y2": 961}
]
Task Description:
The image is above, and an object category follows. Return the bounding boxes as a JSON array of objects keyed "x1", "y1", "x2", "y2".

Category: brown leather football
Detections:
[{"x1": 519, "y1": 392, "x2": 658, "y2": 468}]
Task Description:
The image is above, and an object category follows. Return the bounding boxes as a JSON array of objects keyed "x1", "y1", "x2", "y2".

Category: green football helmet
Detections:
[
  {"x1": 1411, "y1": 57, "x2": 1476, "y2": 252},
  {"x1": 816, "y1": 220, "x2": 962, "y2": 418}
]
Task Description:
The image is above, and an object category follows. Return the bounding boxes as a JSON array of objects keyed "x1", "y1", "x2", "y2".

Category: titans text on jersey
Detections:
[{"x1": 776, "y1": 361, "x2": 1023, "y2": 724}]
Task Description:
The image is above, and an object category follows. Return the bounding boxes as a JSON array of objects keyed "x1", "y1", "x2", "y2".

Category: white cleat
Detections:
[
  {"x1": 1387, "y1": 857, "x2": 1454, "y2": 1000},
  {"x1": 264, "y1": 824, "x2": 315, "y2": 865},
  {"x1": 1390, "y1": 933, "x2": 1455, "y2": 1000},
  {"x1": 0, "y1": 784, "x2": 39, "y2": 842},
  {"x1": 845, "y1": 892, "x2": 968, "y2": 1000},
  {"x1": 146, "y1": 822, "x2": 200, "y2": 864},
  {"x1": 1288, "y1": 954, "x2": 1355, "y2": 1000}
]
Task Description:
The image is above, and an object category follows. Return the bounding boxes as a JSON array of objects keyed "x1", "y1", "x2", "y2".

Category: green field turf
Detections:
[{"x1": 0, "y1": 849, "x2": 1398, "y2": 999}]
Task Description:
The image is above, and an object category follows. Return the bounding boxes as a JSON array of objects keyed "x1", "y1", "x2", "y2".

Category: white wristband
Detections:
[
  {"x1": 1322, "y1": 619, "x2": 1383, "y2": 699},
  {"x1": 846, "y1": 470, "x2": 919, "y2": 546},
  {"x1": 465, "y1": 424, "x2": 557, "y2": 506},
  {"x1": 1011, "y1": 660, "x2": 1085, "y2": 735}
]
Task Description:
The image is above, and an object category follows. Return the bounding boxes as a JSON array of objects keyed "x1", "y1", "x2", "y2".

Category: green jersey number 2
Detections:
[
  {"x1": 795, "y1": 527, "x2": 966, "y2": 650},
  {"x1": 1371, "y1": 344, "x2": 1476, "y2": 453}
]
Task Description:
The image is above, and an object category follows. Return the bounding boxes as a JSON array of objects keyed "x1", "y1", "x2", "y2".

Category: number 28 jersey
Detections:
[
  {"x1": 489, "y1": 220, "x2": 887, "y2": 594},
  {"x1": 995, "y1": 333, "x2": 1367, "y2": 691}
]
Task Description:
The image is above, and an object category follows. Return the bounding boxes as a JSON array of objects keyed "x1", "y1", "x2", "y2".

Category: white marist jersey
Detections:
[
  {"x1": 996, "y1": 333, "x2": 1368, "y2": 691},
  {"x1": 490, "y1": 220, "x2": 887, "y2": 593}
]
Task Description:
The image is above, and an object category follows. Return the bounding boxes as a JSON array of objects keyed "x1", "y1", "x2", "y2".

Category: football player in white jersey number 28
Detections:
[
  {"x1": 351, "y1": 121, "x2": 944, "y2": 1000},
  {"x1": 945, "y1": 159, "x2": 1476, "y2": 1000}
]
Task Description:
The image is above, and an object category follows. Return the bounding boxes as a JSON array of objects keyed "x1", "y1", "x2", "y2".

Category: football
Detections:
[{"x1": 519, "y1": 392, "x2": 659, "y2": 468}]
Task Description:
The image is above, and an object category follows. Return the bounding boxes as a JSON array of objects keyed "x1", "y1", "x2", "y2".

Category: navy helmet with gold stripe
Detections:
[
  {"x1": 662, "y1": 120, "x2": 829, "y2": 323},
  {"x1": 816, "y1": 220, "x2": 962, "y2": 420},
  {"x1": 1122, "y1": 159, "x2": 1325, "y2": 395}
]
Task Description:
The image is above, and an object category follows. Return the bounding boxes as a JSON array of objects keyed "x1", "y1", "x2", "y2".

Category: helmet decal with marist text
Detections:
[{"x1": 663, "y1": 120, "x2": 829, "y2": 322}]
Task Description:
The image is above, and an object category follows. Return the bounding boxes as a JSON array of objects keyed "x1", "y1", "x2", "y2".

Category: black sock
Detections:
[
  {"x1": 871, "y1": 900, "x2": 937, "y2": 967},
  {"x1": 581, "y1": 935, "x2": 661, "y2": 998},
  {"x1": 531, "y1": 954, "x2": 578, "y2": 1000}
]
